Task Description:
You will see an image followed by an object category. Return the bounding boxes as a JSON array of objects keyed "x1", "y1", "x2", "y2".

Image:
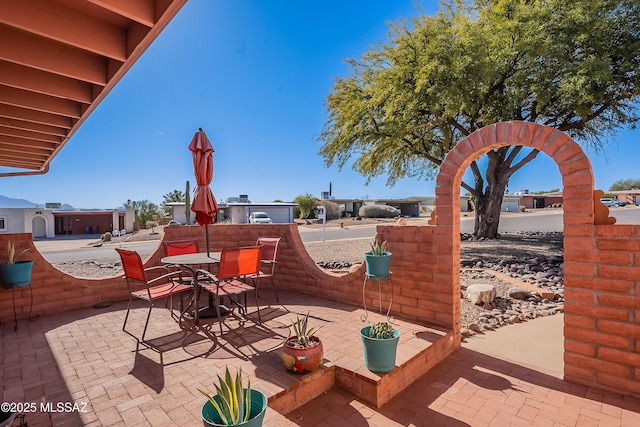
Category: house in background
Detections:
[
  {"x1": 168, "y1": 196, "x2": 297, "y2": 224},
  {"x1": 0, "y1": 206, "x2": 134, "y2": 238}
]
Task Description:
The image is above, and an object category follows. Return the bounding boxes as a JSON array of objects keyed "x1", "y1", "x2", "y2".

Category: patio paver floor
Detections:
[{"x1": 1, "y1": 291, "x2": 639, "y2": 426}]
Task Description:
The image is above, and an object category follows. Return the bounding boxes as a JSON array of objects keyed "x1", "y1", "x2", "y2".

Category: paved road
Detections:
[{"x1": 35, "y1": 206, "x2": 640, "y2": 262}]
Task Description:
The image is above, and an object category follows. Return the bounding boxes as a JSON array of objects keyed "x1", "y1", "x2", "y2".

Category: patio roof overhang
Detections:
[{"x1": 0, "y1": 0, "x2": 188, "y2": 177}]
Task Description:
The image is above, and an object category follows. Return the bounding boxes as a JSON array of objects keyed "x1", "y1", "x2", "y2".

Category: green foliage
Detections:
[
  {"x1": 609, "y1": 179, "x2": 640, "y2": 191},
  {"x1": 368, "y1": 322, "x2": 395, "y2": 339},
  {"x1": 161, "y1": 190, "x2": 185, "y2": 216},
  {"x1": 199, "y1": 367, "x2": 252, "y2": 426},
  {"x1": 318, "y1": 0, "x2": 640, "y2": 238},
  {"x1": 293, "y1": 194, "x2": 319, "y2": 219},
  {"x1": 124, "y1": 199, "x2": 159, "y2": 228},
  {"x1": 290, "y1": 311, "x2": 321, "y2": 348},
  {"x1": 369, "y1": 239, "x2": 388, "y2": 256}
]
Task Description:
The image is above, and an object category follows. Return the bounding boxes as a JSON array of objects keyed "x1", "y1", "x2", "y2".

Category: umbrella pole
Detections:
[{"x1": 205, "y1": 224, "x2": 210, "y2": 257}]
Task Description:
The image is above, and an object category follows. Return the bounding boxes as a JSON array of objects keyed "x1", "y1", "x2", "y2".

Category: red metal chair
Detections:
[
  {"x1": 198, "y1": 246, "x2": 263, "y2": 334},
  {"x1": 162, "y1": 240, "x2": 200, "y2": 256},
  {"x1": 251, "y1": 237, "x2": 281, "y2": 303},
  {"x1": 116, "y1": 248, "x2": 192, "y2": 341}
]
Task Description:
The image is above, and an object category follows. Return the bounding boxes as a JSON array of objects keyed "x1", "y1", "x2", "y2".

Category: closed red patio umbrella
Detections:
[{"x1": 188, "y1": 128, "x2": 218, "y2": 255}]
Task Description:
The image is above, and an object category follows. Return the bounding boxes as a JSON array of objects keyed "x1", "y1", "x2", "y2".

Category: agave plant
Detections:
[
  {"x1": 369, "y1": 239, "x2": 388, "y2": 256},
  {"x1": 290, "y1": 311, "x2": 321, "y2": 348},
  {"x1": 368, "y1": 321, "x2": 395, "y2": 339},
  {"x1": 199, "y1": 367, "x2": 252, "y2": 426},
  {"x1": 6, "y1": 241, "x2": 30, "y2": 264}
]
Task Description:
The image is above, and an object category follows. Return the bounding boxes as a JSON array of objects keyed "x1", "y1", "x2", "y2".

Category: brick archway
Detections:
[{"x1": 434, "y1": 121, "x2": 640, "y2": 398}]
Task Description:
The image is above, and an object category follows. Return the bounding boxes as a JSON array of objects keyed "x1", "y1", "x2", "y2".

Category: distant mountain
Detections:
[
  {"x1": 0, "y1": 195, "x2": 37, "y2": 208},
  {"x1": 0, "y1": 195, "x2": 74, "y2": 209}
]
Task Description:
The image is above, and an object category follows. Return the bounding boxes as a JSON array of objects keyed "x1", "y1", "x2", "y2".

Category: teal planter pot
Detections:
[
  {"x1": 201, "y1": 389, "x2": 267, "y2": 427},
  {"x1": 0, "y1": 261, "x2": 34, "y2": 289},
  {"x1": 360, "y1": 326, "x2": 400, "y2": 373},
  {"x1": 364, "y1": 252, "x2": 391, "y2": 279}
]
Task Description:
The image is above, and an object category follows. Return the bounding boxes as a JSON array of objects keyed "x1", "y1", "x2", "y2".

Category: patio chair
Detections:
[
  {"x1": 250, "y1": 237, "x2": 281, "y2": 303},
  {"x1": 198, "y1": 246, "x2": 263, "y2": 334},
  {"x1": 116, "y1": 248, "x2": 193, "y2": 341},
  {"x1": 162, "y1": 239, "x2": 200, "y2": 256}
]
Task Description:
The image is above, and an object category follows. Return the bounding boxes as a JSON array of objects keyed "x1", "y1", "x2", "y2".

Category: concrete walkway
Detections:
[{"x1": 462, "y1": 314, "x2": 565, "y2": 373}]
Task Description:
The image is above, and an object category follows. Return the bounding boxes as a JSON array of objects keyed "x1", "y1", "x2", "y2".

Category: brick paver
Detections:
[{"x1": 1, "y1": 292, "x2": 638, "y2": 426}]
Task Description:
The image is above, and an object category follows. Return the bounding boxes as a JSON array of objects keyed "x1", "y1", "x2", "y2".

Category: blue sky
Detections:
[{"x1": 3, "y1": 0, "x2": 639, "y2": 209}]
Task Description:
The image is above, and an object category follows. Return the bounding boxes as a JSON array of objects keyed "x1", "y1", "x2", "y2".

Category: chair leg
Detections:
[
  {"x1": 141, "y1": 303, "x2": 153, "y2": 342},
  {"x1": 214, "y1": 293, "x2": 223, "y2": 335},
  {"x1": 122, "y1": 296, "x2": 133, "y2": 333},
  {"x1": 254, "y1": 290, "x2": 261, "y2": 323},
  {"x1": 270, "y1": 276, "x2": 279, "y2": 303}
]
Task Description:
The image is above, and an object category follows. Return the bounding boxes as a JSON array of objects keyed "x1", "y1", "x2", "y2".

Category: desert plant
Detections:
[
  {"x1": 102, "y1": 232, "x2": 112, "y2": 242},
  {"x1": 369, "y1": 240, "x2": 388, "y2": 256},
  {"x1": 315, "y1": 200, "x2": 342, "y2": 220},
  {"x1": 199, "y1": 367, "x2": 252, "y2": 426},
  {"x1": 289, "y1": 311, "x2": 321, "y2": 348},
  {"x1": 358, "y1": 204, "x2": 399, "y2": 218},
  {"x1": 5, "y1": 241, "x2": 30, "y2": 264},
  {"x1": 368, "y1": 322, "x2": 395, "y2": 339}
]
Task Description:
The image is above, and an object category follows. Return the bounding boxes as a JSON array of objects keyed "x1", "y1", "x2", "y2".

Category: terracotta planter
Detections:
[{"x1": 282, "y1": 336, "x2": 323, "y2": 374}]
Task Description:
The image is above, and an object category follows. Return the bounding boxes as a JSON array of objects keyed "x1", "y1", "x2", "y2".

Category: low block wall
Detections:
[{"x1": 1, "y1": 225, "x2": 457, "y2": 339}]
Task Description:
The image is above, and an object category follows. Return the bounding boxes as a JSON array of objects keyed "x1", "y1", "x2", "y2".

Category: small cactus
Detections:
[{"x1": 368, "y1": 322, "x2": 395, "y2": 339}]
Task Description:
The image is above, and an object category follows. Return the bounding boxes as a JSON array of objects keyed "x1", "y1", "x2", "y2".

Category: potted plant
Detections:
[
  {"x1": 199, "y1": 367, "x2": 267, "y2": 427},
  {"x1": 282, "y1": 311, "x2": 323, "y2": 374},
  {"x1": 364, "y1": 239, "x2": 391, "y2": 279},
  {"x1": 360, "y1": 321, "x2": 400, "y2": 373},
  {"x1": 0, "y1": 241, "x2": 33, "y2": 289}
]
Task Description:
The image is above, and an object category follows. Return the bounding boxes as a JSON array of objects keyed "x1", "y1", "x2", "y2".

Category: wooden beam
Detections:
[
  {"x1": 0, "y1": 86, "x2": 81, "y2": 118},
  {"x1": 0, "y1": 26, "x2": 108, "y2": 86},
  {"x1": 0, "y1": 117, "x2": 67, "y2": 137},
  {"x1": 88, "y1": 0, "x2": 156, "y2": 27},
  {"x1": 0, "y1": 61, "x2": 93, "y2": 104},
  {"x1": 0, "y1": 143, "x2": 54, "y2": 157},
  {"x1": 0, "y1": 104, "x2": 73, "y2": 129},
  {"x1": 0, "y1": 126, "x2": 63, "y2": 144},
  {"x1": 0, "y1": 0, "x2": 127, "y2": 61}
]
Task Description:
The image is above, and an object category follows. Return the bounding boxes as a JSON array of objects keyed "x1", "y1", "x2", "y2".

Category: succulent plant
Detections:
[
  {"x1": 5, "y1": 241, "x2": 30, "y2": 264},
  {"x1": 289, "y1": 311, "x2": 321, "y2": 348},
  {"x1": 368, "y1": 321, "x2": 395, "y2": 339},
  {"x1": 199, "y1": 367, "x2": 252, "y2": 426},
  {"x1": 369, "y1": 239, "x2": 388, "y2": 256}
]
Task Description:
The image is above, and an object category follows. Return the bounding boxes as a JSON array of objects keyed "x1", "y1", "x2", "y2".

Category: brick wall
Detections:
[
  {"x1": 3, "y1": 120, "x2": 636, "y2": 399},
  {"x1": 1, "y1": 224, "x2": 456, "y2": 338},
  {"x1": 436, "y1": 120, "x2": 639, "y2": 399}
]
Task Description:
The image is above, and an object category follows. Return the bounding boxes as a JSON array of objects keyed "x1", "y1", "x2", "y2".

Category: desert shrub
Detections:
[
  {"x1": 316, "y1": 200, "x2": 342, "y2": 220},
  {"x1": 102, "y1": 232, "x2": 112, "y2": 242},
  {"x1": 358, "y1": 204, "x2": 399, "y2": 218}
]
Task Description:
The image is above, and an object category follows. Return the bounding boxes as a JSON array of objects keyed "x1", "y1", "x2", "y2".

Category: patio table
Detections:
[{"x1": 161, "y1": 252, "x2": 222, "y2": 325}]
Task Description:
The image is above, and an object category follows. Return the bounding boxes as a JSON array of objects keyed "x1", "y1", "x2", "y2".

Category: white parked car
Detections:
[{"x1": 249, "y1": 212, "x2": 272, "y2": 223}]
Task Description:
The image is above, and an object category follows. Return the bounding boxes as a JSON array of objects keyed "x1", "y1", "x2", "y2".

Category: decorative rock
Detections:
[
  {"x1": 466, "y1": 284, "x2": 497, "y2": 305},
  {"x1": 508, "y1": 287, "x2": 532, "y2": 300}
]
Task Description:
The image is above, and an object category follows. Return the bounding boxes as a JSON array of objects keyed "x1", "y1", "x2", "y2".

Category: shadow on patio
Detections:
[{"x1": 2, "y1": 289, "x2": 639, "y2": 426}]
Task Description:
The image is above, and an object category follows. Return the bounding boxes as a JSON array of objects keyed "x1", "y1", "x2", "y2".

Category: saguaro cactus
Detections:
[{"x1": 185, "y1": 180, "x2": 191, "y2": 225}]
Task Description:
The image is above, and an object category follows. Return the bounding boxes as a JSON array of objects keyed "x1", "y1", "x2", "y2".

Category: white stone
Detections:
[{"x1": 466, "y1": 283, "x2": 497, "y2": 305}]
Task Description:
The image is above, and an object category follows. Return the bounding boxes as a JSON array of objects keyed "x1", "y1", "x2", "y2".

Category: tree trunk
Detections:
[{"x1": 473, "y1": 179, "x2": 509, "y2": 238}]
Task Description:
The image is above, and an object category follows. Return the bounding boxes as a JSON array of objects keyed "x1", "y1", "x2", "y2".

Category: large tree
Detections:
[
  {"x1": 161, "y1": 189, "x2": 185, "y2": 216},
  {"x1": 318, "y1": 0, "x2": 640, "y2": 238}
]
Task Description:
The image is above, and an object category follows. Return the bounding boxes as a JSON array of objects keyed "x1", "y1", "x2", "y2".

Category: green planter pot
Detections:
[
  {"x1": 201, "y1": 389, "x2": 267, "y2": 427},
  {"x1": 0, "y1": 261, "x2": 34, "y2": 289},
  {"x1": 360, "y1": 326, "x2": 400, "y2": 373},
  {"x1": 364, "y1": 252, "x2": 391, "y2": 279}
]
